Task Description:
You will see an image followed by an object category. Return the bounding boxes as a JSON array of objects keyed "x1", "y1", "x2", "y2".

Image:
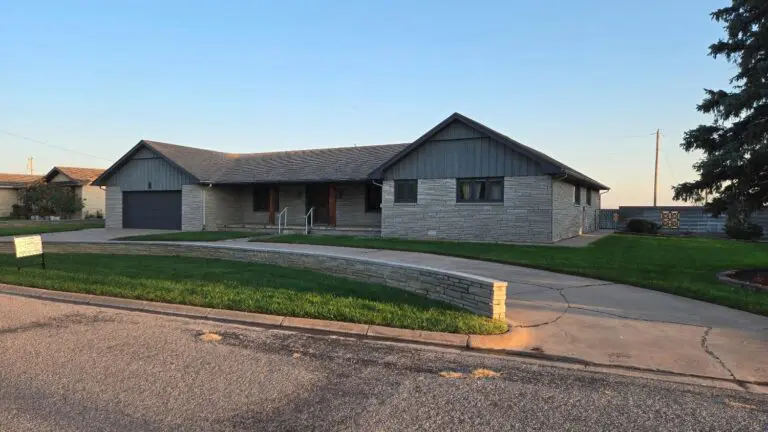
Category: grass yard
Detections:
[
  {"x1": 0, "y1": 219, "x2": 105, "y2": 236},
  {"x1": 252, "y1": 234, "x2": 768, "y2": 316},
  {"x1": 0, "y1": 253, "x2": 507, "y2": 335},
  {"x1": 115, "y1": 231, "x2": 255, "y2": 242}
]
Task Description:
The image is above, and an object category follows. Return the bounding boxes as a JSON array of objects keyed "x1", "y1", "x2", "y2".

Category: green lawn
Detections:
[
  {"x1": 252, "y1": 234, "x2": 768, "y2": 316},
  {"x1": 115, "y1": 231, "x2": 255, "y2": 242},
  {"x1": 0, "y1": 253, "x2": 507, "y2": 335},
  {"x1": 0, "y1": 219, "x2": 105, "y2": 236}
]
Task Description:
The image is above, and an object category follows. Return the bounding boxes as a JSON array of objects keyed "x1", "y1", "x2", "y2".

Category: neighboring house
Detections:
[
  {"x1": 43, "y1": 167, "x2": 106, "y2": 219},
  {"x1": 0, "y1": 174, "x2": 42, "y2": 217},
  {"x1": 93, "y1": 113, "x2": 609, "y2": 243}
]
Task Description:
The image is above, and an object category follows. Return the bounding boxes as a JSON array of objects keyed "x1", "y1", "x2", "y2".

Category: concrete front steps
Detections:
[{"x1": 222, "y1": 224, "x2": 381, "y2": 237}]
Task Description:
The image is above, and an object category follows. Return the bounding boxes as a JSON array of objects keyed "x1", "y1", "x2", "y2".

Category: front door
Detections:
[{"x1": 305, "y1": 184, "x2": 329, "y2": 225}]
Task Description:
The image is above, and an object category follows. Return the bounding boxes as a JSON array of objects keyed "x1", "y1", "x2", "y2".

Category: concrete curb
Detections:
[{"x1": 0, "y1": 283, "x2": 522, "y2": 350}]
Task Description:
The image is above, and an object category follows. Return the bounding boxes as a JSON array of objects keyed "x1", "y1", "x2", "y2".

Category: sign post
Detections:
[{"x1": 13, "y1": 234, "x2": 45, "y2": 270}]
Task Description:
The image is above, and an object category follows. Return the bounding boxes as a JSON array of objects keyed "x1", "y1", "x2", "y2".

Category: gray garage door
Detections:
[{"x1": 122, "y1": 191, "x2": 182, "y2": 229}]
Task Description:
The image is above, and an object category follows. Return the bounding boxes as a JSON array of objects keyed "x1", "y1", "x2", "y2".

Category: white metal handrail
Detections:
[
  {"x1": 305, "y1": 207, "x2": 314, "y2": 235},
  {"x1": 277, "y1": 207, "x2": 288, "y2": 234}
]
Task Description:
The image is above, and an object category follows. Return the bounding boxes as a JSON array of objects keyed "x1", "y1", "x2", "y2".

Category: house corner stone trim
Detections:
[{"x1": 105, "y1": 187, "x2": 122, "y2": 228}]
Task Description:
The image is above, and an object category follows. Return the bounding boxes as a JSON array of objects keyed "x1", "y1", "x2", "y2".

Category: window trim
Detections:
[
  {"x1": 455, "y1": 177, "x2": 504, "y2": 203},
  {"x1": 252, "y1": 185, "x2": 272, "y2": 212},
  {"x1": 394, "y1": 180, "x2": 418, "y2": 204},
  {"x1": 365, "y1": 182, "x2": 382, "y2": 213}
]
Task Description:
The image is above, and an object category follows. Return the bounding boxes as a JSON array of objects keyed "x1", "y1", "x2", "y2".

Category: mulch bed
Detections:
[{"x1": 730, "y1": 269, "x2": 768, "y2": 287}]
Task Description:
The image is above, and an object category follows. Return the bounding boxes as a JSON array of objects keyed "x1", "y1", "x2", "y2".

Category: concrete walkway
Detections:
[{"x1": 1, "y1": 228, "x2": 766, "y2": 384}]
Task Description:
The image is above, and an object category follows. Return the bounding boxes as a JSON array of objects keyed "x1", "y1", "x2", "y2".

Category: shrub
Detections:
[
  {"x1": 724, "y1": 220, "x2": 764, "y2": 241},
  {"x1": 10, "y1": 204, "x2": 28, "y2": 219},
  {"x1": 20, "y1": 184, "x2": 84, "y2": 218},
  {"x1": 625, "y1": 218, "x2": 660, "y2": 234}
]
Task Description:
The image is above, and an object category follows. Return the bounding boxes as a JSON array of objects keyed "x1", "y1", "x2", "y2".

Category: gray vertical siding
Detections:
[
  {"x1": 105, "y1": 146, "x2": 197, "y2": 191},
  {"x1": 384, "y1": 120, "x2": 544, "y2": 180}
]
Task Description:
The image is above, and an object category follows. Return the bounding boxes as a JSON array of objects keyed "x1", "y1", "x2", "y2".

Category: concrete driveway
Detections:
[{"x1": 229, "y1": 241, "x2": 768, "y2": 385}]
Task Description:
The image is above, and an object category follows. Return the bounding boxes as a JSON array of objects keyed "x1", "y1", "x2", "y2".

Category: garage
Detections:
[{"x1": 122, "y1": 191, "x2": 181, "y2": 229}]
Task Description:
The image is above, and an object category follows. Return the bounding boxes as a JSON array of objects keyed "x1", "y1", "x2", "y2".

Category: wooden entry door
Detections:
[{"x1": 305, "y1": 184, "x2": 330, "y2": 225}]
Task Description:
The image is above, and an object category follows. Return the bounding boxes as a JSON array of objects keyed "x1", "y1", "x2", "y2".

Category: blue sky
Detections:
[{"x1": 0, "y1": 0, "x2": 731, "y2": 207}]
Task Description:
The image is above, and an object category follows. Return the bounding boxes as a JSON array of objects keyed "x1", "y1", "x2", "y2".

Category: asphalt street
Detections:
[{"x1": 1, "y1": 294, "x2": 766, "y2": 431}]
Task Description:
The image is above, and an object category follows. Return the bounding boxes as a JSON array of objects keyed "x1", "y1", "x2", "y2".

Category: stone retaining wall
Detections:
[{"x1": 0, "y1": 242, "x2": 506, "y2": 320}]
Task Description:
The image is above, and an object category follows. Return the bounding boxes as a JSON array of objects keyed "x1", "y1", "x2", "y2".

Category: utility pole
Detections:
[
  {"x1": 653, "y1": 129, "x2": 660, "y2": 207},
  {"x1": 26, "y1": 157, "x2": 34, "y2": 175}
]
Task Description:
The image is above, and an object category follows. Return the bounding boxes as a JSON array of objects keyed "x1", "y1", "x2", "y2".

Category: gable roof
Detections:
[
  {"x1": 370, "y1": 113, "x2": 609, "y2": 190},
  {"x1": 94, "y1": 139, "x2": 408, "y2": 186},
  {"x1": 0, "y1": 173, "x2": 43, "y2": 188},
  {"x1": 44, "y1": 167, "x2": 105, "y2": 185},
  {"x1": 93, "y1": 113, "x2": 608, "y2": 190}
]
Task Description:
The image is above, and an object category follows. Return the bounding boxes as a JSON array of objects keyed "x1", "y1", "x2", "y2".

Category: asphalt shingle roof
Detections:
[
  {"x1": 95, "y1": 113, "x2": 607, "y2": 190},
  {"x1": 47, "y1": 167, "x2": 105, "y2": 185},
  {"x1": 144, "y1": 141, "x2": 409, "y2": 183}
]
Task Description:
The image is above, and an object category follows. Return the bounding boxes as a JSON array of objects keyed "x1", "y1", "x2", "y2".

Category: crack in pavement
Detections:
[
  {"x1": 700, "y1": 327, "x2": 745, "y2": 389},
  {"x1": 0, "y1": 312, "x2": 115, "y2": 336},
  {"x1": 512, "y1": 288, "x2": 571, "y2": 329},
  {"x1": 567, "y1": 306, "x2": 708, "y2": 328}
]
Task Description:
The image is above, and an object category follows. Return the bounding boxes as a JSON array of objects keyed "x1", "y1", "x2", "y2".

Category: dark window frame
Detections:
[
  {"x1": 365, "y1": 182, "x2": 382, "y2": 213},
  {"x1": 574, "y1": 185, "x2": 582, "y2": 205},
  {"x1": 252, "y1": 185, "x2": 272, "y2": 212},
  {"x1": 456, "y1": 177, "x2": 504, "y2": 203},
  {"x1": 586, "y1": 188, "x2": 592, "y2": 206},
  {"x1": 394, "y1": 180, "x2": 418, "y2": 204}
]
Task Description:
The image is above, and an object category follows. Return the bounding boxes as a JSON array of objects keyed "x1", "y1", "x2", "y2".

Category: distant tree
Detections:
[
  {"x1": 22, "y1": 184, "x2": 84, "y2": 218},
  {"x1": 673, "y1": 1, "x2": 768, "y2": 228}
]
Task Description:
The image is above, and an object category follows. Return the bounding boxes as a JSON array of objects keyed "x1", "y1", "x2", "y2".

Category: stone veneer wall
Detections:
[
  {"x1": 551, "y1": 180, "x2": 600, "y2": 242},
  {"x1": 181, "y1": 185, "x2": 203, "y2": 231},
  {"x1": 336, "y1": 182, "x2": 381, "y2": 227},
  {"x1": 381, "y1": 176, "x2": 553, "y2": 243},
  {"x1": 0, "y1": 242, "x2": 507, "y2": 320},
  {"x1": 105, "y1": 187, "x2": 122, "y2": 228}
]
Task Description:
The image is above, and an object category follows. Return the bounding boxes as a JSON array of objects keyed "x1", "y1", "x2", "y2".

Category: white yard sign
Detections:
[{"x1": 14, "y1": 235, "x2": 43, "y2": 258}]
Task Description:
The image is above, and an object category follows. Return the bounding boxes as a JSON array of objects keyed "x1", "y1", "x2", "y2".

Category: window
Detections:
[
  {"x1": 253, "y1": 185, "x2": 272, "y2": 211},
  {"x1": 394, "y1": 180, "x2": 417, "y2": 203},
  {"x1": 456, "y1": 178, "x2": 503, "y2": 203},
  {"x1": 365, "y1": 182, "x2": 382, "y2": 212},
  {"x1": 586, "y1": 189, "x2": 592, "y2": 206},
  {"x1": 574, "y1": 185, "x2": 582, "y2": 205}
]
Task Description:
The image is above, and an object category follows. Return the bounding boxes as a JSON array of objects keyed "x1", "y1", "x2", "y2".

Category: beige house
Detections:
[
  {"x1": 0, "y1": 174, "x2": 42, "y2": 217},
  {"x1": 43, "y1": 167, "x2": 106, "y2": 219}
]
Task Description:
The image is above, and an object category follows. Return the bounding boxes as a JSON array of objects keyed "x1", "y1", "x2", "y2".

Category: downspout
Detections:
[{"x1": 202, "y1": 183, "x2": 213, "y2": 231}]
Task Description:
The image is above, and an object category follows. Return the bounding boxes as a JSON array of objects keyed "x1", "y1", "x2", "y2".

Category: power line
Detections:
[{"x1": 0, "y1": 130, "x2": 114, "y2": 162}]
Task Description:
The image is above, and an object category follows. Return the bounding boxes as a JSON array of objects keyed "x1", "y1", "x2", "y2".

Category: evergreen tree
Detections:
[{"x1": 674, "y1": 1, "x2": 768, "y2": 227}]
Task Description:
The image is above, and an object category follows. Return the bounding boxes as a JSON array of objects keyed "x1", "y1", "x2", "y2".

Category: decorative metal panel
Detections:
[{"x1": 660, "y1": 210, "x2": 680, "y2": 228}]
